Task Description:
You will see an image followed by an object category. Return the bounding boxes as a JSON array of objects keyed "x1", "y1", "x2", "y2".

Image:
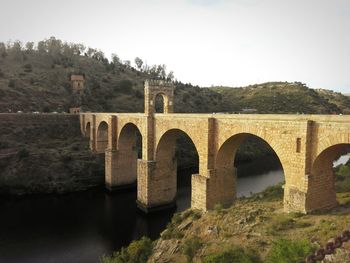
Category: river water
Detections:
[{"x1": 0, "y1": 155, "x2": 348, "y2": 263}]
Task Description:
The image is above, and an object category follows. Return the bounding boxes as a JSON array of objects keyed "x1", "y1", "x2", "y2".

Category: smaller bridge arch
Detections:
[
  {"x1": 105, "y1": 122, "x2": 143, "y2": 191},
  {"x1": 85, "y1": 122, "x2": 91, "y2": 138},
  {"x1": 154, "y1": 93, "x2": 166, "y2": 113},
  {"x1": 96, "y1": 121, "x2": 109, "y2": 153}
]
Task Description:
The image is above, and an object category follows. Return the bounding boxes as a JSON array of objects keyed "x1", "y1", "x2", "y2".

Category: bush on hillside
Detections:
[
  {"x1": 8, "y1": 79, "x2": 15, "y2": 88},
  {"x1": 182, "y1": 236, "x2": 202, "y2": 263},
  {"x1": 100, "y1": 236, "x2": 153, "y2": 263},
  {"x1": 265, "y1": 239, "x2": 315, "y2": 263},
  {"x1": 23, "y1": 63, "x2": 32, "y2": 72},
  {"x1": 115, "y1": 80, "x2": 133, "y2": 93}
]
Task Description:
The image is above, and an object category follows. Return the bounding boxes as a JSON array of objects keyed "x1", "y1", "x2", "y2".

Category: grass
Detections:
[
  {"x1": 265, "y1": 214, "x2": 312, "y2": 236},
  {"x1": 161, "y1": 210, "x2": 202, "y2": 240},
  {"x1": 204, "y1": 246, "x2": 261, "y2": 263}
]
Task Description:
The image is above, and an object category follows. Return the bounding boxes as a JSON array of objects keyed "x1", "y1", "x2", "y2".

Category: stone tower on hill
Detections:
[{"x1": 70, "y1": 74, "x2": 85, "y2": 114}]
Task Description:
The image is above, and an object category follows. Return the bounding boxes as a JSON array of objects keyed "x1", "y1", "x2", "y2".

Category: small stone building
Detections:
[{"x1": 71, "y1": 75, "x2": 85, "y2": 94}]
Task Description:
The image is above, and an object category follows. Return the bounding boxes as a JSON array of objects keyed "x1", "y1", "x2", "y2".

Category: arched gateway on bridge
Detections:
[{"x1": 80, "y1": 79, "x2": 350, "y2": 214}]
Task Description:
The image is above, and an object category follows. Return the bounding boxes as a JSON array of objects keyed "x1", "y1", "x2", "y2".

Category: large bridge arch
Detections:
[
  {"x1": 215, "y1": 128, "x2": 289, "y2": 171},
  {"x1": 314, "y1": 133, "x2": 350, "y2": 162},
  {"x1": 213, "y1": 133, "x2": 285, "y2": 207},
  {"x1": 306, "y1": 143, "x2": 350, "y2": 211},
  {"x1": 141, "y1": 128, "x2": 199, "y2": 210}
]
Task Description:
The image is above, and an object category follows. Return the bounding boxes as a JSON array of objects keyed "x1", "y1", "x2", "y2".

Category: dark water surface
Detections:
[{"x1": 0, "y1": 157, "x2": 286, "y2": 263}]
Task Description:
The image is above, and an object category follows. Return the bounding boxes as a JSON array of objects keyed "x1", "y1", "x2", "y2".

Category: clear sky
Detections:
[{"x1": 1, "y1": 0, "x2": 349, "y2": 92}]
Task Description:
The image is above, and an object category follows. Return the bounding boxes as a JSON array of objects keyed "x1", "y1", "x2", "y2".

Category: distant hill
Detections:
[
  {"x1": 0, "y1": 38, "x2": 349, "y2": 114},
  {"x1": 212, "y1": 83, "x2": 350, "y2": 114}
]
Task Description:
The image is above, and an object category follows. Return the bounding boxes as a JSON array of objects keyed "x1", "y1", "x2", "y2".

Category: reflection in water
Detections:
[{"x1": 0, "y1": 155, "x2": 299, "y2": 263}]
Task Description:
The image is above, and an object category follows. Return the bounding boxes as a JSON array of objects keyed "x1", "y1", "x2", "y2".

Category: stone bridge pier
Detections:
[{"x1": 80, "y1": 79, "x2": 350, "y2": 214}]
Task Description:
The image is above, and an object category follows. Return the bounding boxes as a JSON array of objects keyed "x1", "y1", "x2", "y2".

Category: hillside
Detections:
[
  {"x1": 0, "y1": 114, "x2": 104, "y2": 195},
  {"x1": 0, "y1": 38, "x2": 223, "y2": 114},
  {"x1": 0, "y1": 38, "x2": 350, "y2": 115},
  {"x1": 212, "y1": 82, "x2": 350, "y2": 114}
]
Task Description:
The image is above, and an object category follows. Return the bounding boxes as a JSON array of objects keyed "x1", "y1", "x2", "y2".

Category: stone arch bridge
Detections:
[{"x1": 80, "y1": 80, "x2": 350, "y2": 213}]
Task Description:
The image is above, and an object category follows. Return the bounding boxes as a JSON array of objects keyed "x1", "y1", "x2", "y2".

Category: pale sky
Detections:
[{"x1": 1, "y1": 0, "x2": 350, "y2": 92}]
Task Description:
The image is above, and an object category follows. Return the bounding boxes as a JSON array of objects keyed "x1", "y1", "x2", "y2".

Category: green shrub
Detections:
[
  {"x1": 116, "y1": 80, "x2": 133, "y2": 93},
  {"x1": 8, "y1": 79, "x2": 16, "y2": 88},
  {"x1": 162, "y1": 210, "x2": 201, "y2": 240},
  {"x1": 100, "y1": 236, "x2": 153, "y2": 263},
  {"x1": 0, "y1": 141, "x2": 9, "y2": 149},
  {"x1": 266, "y1": 214, "x2": 296, "y2": 235},
  {"x1": 161, "y1": 222, "x2": 184, "y2": 240},
  {"x1": 182, "y1": 236, "x2": 202, "y2": 263},
  {"x1": 204, "y1": 246, "x2": 261, "y2": 263},
  {"x1": 17, "y1": 148, "x2": 29, "y2": 159},
  {"x1": 23, "y1": 63, "x2": 32, "y2": 72},
  {"x1": 214, "y1": 203, "x2": 224, "y2": 214},
  {"x1": 335, "y1": 164, "x2": 350, "y2": 192},
  {"x1": 251, "y1": 183, "x2": 284, "y2": 201},
  {"x1": 265, "y1": 239, "x2": 314, "y2": 263}
]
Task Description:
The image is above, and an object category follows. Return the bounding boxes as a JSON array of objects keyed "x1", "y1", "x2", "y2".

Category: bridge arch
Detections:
[
  {"x1": 315, "y1": 133, "x2": 350, "y2": 160},
  {"x1": 151, "y1": 128, "x2": 199, "y2": 208},
  {"x1": 96, "y1": 121, "x2": 108, "y2": 153},
  {"x1": 116, "y1": 123, "x2": 143, "y2": 186},
  {"x1": 85, "y1": 122, "x2": 91, "y2": 138},
  {"x1": 306, "y1": 143, "x2": 350, "y2": 211},
  {"x1": 154, "y1": 93, "x2": 166, "y2": 113},
  {"x1": 214, "y1": 133, "x2": 285, "y2": 208}
]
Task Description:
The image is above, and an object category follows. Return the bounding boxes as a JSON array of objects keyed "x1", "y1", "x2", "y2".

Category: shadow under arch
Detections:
[
  {"x1": 152, "y1": 128, "x2": 199, "y2": 209},
  {"x1": 117, "y1": 123, "x2": 143, "y2": 186},
  {"x1": 306, "y1": 143, "x2": 350, "y2": 211},
  {"x1": 96, "y1": 121, "x2": 108, "y2": 153},
  {"x1": 85, "y1": 122, "x2": 91, "y2": 138},
  {"x1": 214, "y1": 133, "x2": 285, "y2": 208}
]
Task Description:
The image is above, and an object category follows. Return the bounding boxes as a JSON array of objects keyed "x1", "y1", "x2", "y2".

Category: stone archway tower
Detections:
[{"x1": 144, "y1": 80, "x2": 174, "y2": 115}]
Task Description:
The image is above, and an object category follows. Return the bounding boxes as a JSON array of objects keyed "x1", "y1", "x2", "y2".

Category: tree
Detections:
[
  {"x1": 134, "y1": 57, "x2": 143, "y2": 71},
  {"x1": 37, "y1": 41, "x2": 47, "y2": 53},
  {"x1": 8, "y1": 40, "x2": 23, "y2": 61},
  {"x1": 86, "y1": 47, "x2": 97, "y2": 58},
  {"x1": 92, "y1": 50, "x2": 105, "y2": 61},
  {"x1": 25, "y1": 42, "x2": 34, "y2": 52},
  {"x1": 0, "y1": 42, "x2": 6, "y2": 58},
  {"x1": 124, "y1": 60, "x2": 131, "y2": 68},
  {"x1": 111, "y1": 53, "x2": 120, "y2": 64},
  {"x1": 167, "y1": 71, "x2": 174, "y2": 81},
  {"x1": 46, "y1": 37, "x2": 62, "y2": 57}
]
